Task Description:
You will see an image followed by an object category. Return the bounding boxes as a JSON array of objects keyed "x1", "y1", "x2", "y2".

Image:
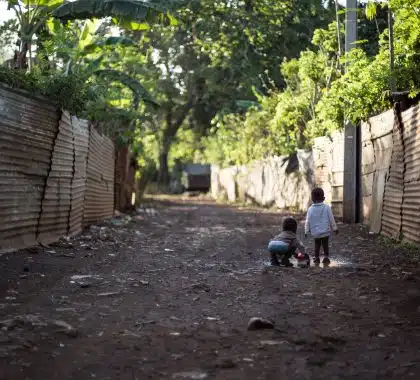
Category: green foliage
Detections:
[
  {"x1": 94, "y1": 69, "x2": 158, "y2": 108},
  {"x1": 0, "y1": 19, "x2": 18, "y2": 62},
  {"x1": 317, "y1": 48, "x2": 391, "y2": 129},
  {"x1": 4, "y1": 0, "x2": 177, "y2": 69},
  {"x1": 40, "y1": 71, "x2": 98, "y2": 115},
  {"x1": 1, "y1": 0, "x2": 419, "y2": 185},
  {"x1": 52, "y1": 0, "x2": 176, "y2": 25},
  {"x1": 197, "y1": 1, "x2": 420, "y2": 169},
  {"x1": 0, "y1": 65, "x2": 98, "y2": 115}
]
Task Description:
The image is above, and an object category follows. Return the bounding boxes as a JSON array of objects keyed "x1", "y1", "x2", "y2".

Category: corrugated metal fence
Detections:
[
  {"x1": 362, "y1": 103, "x2": 420, "y2": 244},
  {"x1": 0, "y1": 85, "x2": 115, "y2": 253},
  {"x1": 84, "y1": 127, "x2": 115, "y2": 225},
  {"x1": 400, "y1": 104, "x2": 420, "y2": 243}
]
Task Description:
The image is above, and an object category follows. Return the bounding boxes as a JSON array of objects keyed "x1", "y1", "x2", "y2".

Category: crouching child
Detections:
[{"x1": 268, "y1": 217, "x2": 307, "y2": 267}]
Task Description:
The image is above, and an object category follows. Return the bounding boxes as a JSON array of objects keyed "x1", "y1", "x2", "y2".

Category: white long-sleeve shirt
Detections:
[{"x1": 305, "y1": 202, "x2": 337, "y2": 238}]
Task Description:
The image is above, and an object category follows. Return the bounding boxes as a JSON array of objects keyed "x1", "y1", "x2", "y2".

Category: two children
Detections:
[{"x1": 268, "y1": 187, "x2": 338, "y2": 267}]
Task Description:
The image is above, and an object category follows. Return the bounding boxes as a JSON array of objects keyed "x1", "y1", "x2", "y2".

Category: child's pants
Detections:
[
  {"x1": 314, "y1": 236, "x2": 329, "y2": 258},
  {"x1": 268, "y1": 241, "x2": 293, "y2": 266}
]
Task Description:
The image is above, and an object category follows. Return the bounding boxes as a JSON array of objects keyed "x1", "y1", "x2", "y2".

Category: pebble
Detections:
[
  {"x1": 247, "y1": 317, "x2": 275, "y2": 331},
  {"x1": 215, "y1": 358, "x2": 236, "y2": 368},
  {"x1": 260, "y1": 340, "x2": 287, "y2": 346},
  {"x1": 172, "y1": 371, "x2": 208, "y2": 379}
]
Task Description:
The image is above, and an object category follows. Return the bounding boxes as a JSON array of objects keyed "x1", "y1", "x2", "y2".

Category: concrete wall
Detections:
[{"x1": 211, "y1": 150, "x2": 314, "y2": 212}]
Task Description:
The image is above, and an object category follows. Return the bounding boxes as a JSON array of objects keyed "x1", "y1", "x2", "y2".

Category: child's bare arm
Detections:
[{"x1": 296, "y1": 239, "x2": 306, "y2": 254}]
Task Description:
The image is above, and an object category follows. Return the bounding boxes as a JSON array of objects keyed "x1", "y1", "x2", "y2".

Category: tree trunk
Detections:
[
  {"x1": 157, "y1": 99, "x2": 194, "y2": 188},
  {"x1": 157, "y1": 145, "x2": 170, "y2": 187},
  {"x1": 14, "y1": 41, "x2": 29, "y2": 70}
]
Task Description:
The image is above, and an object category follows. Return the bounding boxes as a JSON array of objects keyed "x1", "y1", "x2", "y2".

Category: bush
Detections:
[{"x1": 0, "y1": 66, "x2": 97, "y2": 116}]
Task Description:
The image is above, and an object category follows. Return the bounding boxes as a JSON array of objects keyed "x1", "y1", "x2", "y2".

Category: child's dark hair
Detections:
[
  {"x1": 311, "y1": 187, "x2": 325, "y2": 203},
  {"x1": 282, "y1": 217, "x2": 297, "y2": 233}
]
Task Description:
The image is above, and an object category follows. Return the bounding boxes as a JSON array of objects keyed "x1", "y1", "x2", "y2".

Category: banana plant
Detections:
[
  {"x1": 46, "y1": 18, "x2": 158, "y2": 108},
  {"x1": 3, "y1": 0, "x2": 177, "y2": 69},
  {"x1": 46, "y1": 18, "x2": 134, "y2": 74}
]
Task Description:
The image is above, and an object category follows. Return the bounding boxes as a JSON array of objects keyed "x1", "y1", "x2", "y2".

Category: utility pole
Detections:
[
  {"x1": 343, "y1": 0, "x2": 360, "y2": 224},
  {"x1": 345, "y1": 0, "x2": 357, "y2": 55}
]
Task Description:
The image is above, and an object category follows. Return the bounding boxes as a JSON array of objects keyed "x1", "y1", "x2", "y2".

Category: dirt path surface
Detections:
[{"x1": 1, "y1": 197, "x2": 420, "y2": 380}]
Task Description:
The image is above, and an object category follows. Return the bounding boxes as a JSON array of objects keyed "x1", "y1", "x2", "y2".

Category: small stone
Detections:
[
  {"x1": 97, "y1": 292, "x2": 120, "y2": 297},
  {"x1": 52, "y1": 320, "x2": 78, "y2": 337},
  {"x1": 206, "y1": 317, "x2": 220, "y2": 321},
  {"x1": 338, "y1": 311, "x2": 354, "y2": 317},
  {"x1": 260, "y1": 340, "x2": 287, "y2": 346},
  {"x1": 402, "y1": 273, "x2": 415, "y2": 281},
  {"x1": 191, "y1": 283, "x2": 210, "y2": 293},
  {"x1": 247, "y1": 317, "x2": 275, "y2": 331},
  {"x1": 215, "y1": 358, "x2": 236, "y2": 369},
  {"x1": 172, "y1": 371, "x2": 208, "y2": 379}
]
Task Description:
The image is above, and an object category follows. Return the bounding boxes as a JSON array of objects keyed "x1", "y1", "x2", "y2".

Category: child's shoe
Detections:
[
  {"x1": 270, "y1": 253, "x2": 280, "y2": 266},
  {"x1": 313, "y1": 256, "x2": 320, "y2": 265},
  {"x1": 322, "y1": 257, "x2": 331, "y2": 265},
  {"x1": 281, "y1": 258, "x2": 294, "y2": 267},
  {"x1": 270, "y1": 259, "x2": 280, "y2": 267}
]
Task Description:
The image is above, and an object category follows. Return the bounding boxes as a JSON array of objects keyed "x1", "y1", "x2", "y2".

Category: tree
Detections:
[
  {"x1": 130, "y1": 0, "x2": 336, "y2": 185},
  {"x1": 0, "y1": 19, "x2": 18, "y2": 64},
  {"x1": 365, "y1": 0, "x2": 420, "y2": 94},
  {"x1": 191, "y1": 0, "x2": 334, "y2": 94},
  {"x1": 2, "y1": 0, "x2": 175, "y2": 69}
]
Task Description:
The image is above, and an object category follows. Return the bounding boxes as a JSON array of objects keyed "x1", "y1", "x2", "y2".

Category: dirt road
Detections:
[{"x1": 1, "y1": 197, "x2": 420, "y2": 380}]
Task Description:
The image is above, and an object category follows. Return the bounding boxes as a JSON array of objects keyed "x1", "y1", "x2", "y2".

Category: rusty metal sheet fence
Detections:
[
  {"x1": 0, "y1": 85, "x2": 59, "y2": 253},
  {"x1": 381, "y1": 107, "x2": 405, "y2": 239},
  {"x1": 377, "y1": 102, "x2": 420, "y2": 244},
  {"x1": 401, "y1": 104, "x2": 420, "y2": 243},
  {"x1": 37, "y1": 111, "x2": 74, "y2": 245},
  {"x1": 69, "y1": 117, "x2": 89, "y2": 236},
  {"x1": 83, "y1": 126, "x2": 115, "y2": 225},
  {"x1": 0, "y1": 85, "x2": 115, "y2": 253}
]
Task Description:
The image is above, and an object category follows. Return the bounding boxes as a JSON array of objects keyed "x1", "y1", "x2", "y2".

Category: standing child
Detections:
[
  {"x1": 305, "y1": 188, "x2": 338, "y2": 265},
  {"x1": 268, "y1": 217, "x2": 306, "y2": 267}
]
